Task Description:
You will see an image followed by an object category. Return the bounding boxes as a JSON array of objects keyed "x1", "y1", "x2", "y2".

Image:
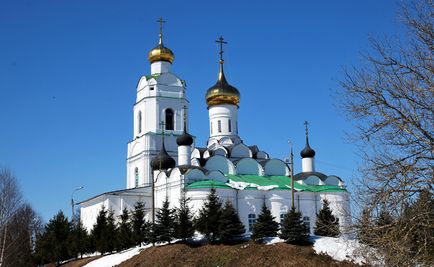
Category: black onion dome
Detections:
[
  {"x1": 151, "y1": 142, "x2": 176, "y2": 170},
  {"x1": 176, "y1": 132, "x2": 193, "y2": 146},
  {"x1": 300, "y1": 141, "x2": 316, "y2": 158}
]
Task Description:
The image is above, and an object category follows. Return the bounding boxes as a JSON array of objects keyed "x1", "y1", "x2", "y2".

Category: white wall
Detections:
[
  {"x1": 80, "y1": 188, "x2": 151, "y2": 232},
  {"x1": 302, "y1": 157, "x2": 315, "y2": 172},
  {"x1": 208, "y1": 104, "x2": 239, "y2": 141}
]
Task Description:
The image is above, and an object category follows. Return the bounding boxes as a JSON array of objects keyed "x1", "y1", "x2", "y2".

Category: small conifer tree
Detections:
[
  {"x1": 117, "y1": 208, "x2": 133, "y2": 251},
  {"x1": 280, "y1": 207, "x2": 310, "y2": 244},
  {"x1": 34, "y1": 210, "x2": 72, "y2": 264},
  {"x1": 68, "y1": 220, "x2": 89, "y2": 258},
  {"x1": 196, "y1": 187, "x2": 223, "y2": 243},
  {"x1": 106, "y1": 209, "x2": 119, "y2": 253},
  {"x1": 219, "y1": 201, "x2": 245, "y2": 244},
  {"x1": 131, "y1": 201, "x2": 146, "y2": 245},
  {"x1": 91, "y1": 206, "x2": 109, "y2": 254},
  {"x1": 314, "y1": 199, "x2": 340, "y2": 237},
  {"x1": 154, "y1": 198, "x2": 176, "y2": 243},
  {"x1": 252, "y1": 203, "x2": 279, "y2": 243},
  {"x1": 175, "y1": 194, "x2": 195, "y2": 242}
]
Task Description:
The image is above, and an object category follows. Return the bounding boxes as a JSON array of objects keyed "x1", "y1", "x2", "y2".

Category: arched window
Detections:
[
  {"x1": 134, "y1": 167, "x2": 139, "y2": 187},
  {"x1": 228, "y1": 119, "x2": 232, "y2": 132},
  {"x1": 218, "y1": 120, "x2": 222, "y2": 133},
  {"x1": 138, "y1": 111, "x2": 142, "y2": 134},
  {"x1": 248, "y1": 213, "x2": 256, "y2": 232},
  {"x1": 165, "y1": 109, "x2": 174, "y2": 130}
]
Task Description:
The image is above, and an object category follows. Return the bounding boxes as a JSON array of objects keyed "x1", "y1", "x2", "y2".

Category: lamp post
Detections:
[
  {"x1": 288, "y1": 140, "x2": 295, "y2": 210},
  {"x1": 71, "y1": 186, "x2": 84, "y2": 224}
]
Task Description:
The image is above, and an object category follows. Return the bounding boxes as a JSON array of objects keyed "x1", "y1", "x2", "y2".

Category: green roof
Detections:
[
  {"x1": 186, "y1": 174, "x2": 346, "y2": 193},
  {"x1": 186, "y1": 180, "x2": 231, "y2": 189},
  {"x1": 145, "y1": 74, "x2": 160, "y2": 80}
]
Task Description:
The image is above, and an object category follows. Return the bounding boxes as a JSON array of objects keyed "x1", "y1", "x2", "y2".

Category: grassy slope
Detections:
[{"x1": 118, "y1": 242, "x2": 360, "y2": 267}]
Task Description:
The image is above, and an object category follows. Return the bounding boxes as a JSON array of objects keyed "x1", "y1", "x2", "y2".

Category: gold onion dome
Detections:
[
  {"x1": 205, "y1": 60, "x2": 240, "y2": 107},
  {"x1": 148, "y1": 41, "x2": 174, "y2": 64}
]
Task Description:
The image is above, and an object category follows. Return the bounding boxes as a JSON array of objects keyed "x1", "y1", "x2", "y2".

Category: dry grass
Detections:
[{"x1": 118, "y1": 242, "x2": 361, "y2": 267}]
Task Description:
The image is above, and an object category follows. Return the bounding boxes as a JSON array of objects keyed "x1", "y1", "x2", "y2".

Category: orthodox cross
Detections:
[
  {"x1": 215, "y1": 36, "x2": 227, "y2": 61},
  {"x1": 304, "y1": 121, "x2": 309, "y2": 137},
  {"x1": 157, "y1": 17, "x2": 166, "y2": 44},
  {"x1": 159, "y1": 121, "x2": 166, "y2": 171},
  {"x1": 182, "y1": 105, "x2": 187, "y2": 132},
  {"x1": 159, "y1": 121, "x2": 166, "y2": 141}
]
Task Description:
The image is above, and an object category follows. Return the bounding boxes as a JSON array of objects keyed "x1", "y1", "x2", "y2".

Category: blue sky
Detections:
[{"x1": 0, "y1": 0, "x2": 402, "y2": 221}]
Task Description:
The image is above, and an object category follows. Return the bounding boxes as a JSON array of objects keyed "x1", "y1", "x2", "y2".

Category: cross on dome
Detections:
[
  {"x1": 215, "y1": 36, "x2": 227, "y2": 62},
  {"x1": 157, "y1": 17, "x2": 166, "y2": 45},
  {"x1": 159, "y1": 120, "x2": 166, "y2": 136},
  {"x1": 148, "y1": 17, "x2": 174, "y2": 64}
]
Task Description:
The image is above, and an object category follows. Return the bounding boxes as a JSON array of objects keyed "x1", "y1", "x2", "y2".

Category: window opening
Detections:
[
  {"x1": 138, "y1": 111, "x2": 142, "y2": 134},
  {"x1": 218, "y1": 120, "x2": 222, "y2": 133},
  {"x1": 165, "y1": 109, "x2": 174, "y2": 130},
  {"x1": 228, "y1": 119, "x2": 232, "y2": 132},
  {"x1": 134, "y1": 168, "x2": 139, "y2": 187},
  {"x1": 248, "y1": 213, "x2": 256, "y2": 232}
]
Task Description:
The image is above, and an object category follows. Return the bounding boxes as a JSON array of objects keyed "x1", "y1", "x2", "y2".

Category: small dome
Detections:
[
  {"x1": 206, "y1": 61, "x2": 240, "y2": 107},
  {"x1": 148, "y1": 44, "x2": 174, "y2": 64},
  {"x1": 151, "y1": 142, "x2": 176, "y2": 170},
  {"x1": 300, "y1": 142, "x2": 316, "y2": 158},
  {"x1": 176, "y1": 132, "x2": 193, "y2": 146}
]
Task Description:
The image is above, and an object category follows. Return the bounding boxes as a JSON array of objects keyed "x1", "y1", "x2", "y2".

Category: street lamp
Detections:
[
  {"x1": 287, "y1": 140, "x2": 295, "y2": 210},
  {"x1": 71, "y1": 186, "x2": 84, "y2": 223}
]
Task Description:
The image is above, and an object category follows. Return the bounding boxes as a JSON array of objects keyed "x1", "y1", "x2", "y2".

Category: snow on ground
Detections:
[
  {"x1": 264, "y1": 236, "x2": 285, "y2": 245},
  {"x1": 84, "y1": 244, "x2": 152, "y2": 267},
  {"x1": 313, "y1": 236, "x2": 367, "y2": 265},
  {"x1": 82, "y1": 234, "x2": 373, "y2": 266},
  {"x1": 264, "y1": 235, "x2": 372, "y2": 265}
]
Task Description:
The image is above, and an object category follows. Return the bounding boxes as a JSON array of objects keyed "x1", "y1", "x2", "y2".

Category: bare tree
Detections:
[
  {"x1": 0, "y1": 169, "x2": 22, "y2": 228},
  {"x1": 338, "y1": 0, "x2": 433, "y2": 266},
  {"x1": 0, "y1": 169, "x2": 41, "y2": 267},
  {"x1": 1, "y1": 204, "x2": 42, "y2": 267}
]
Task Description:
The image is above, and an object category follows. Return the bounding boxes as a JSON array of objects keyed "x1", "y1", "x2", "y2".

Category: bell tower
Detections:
[{"x1": 126, "y1": 18, "x2": 189, "y2": 189}]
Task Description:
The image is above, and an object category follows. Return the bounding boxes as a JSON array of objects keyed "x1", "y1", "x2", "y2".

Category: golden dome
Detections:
[
  {"x1": 148, "y1": 43, "x2": 174, "y2": 64},
  {"x1": 206, "y1": 60, "x2": 240, "y2": 107}
]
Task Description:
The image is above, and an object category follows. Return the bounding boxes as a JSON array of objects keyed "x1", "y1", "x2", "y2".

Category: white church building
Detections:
[{"x1": 79, "y1": 24, "x2": 351, "y2": 235}]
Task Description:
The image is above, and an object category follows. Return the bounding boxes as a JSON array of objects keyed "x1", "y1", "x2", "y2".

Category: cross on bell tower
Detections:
[{"x1": 157, "y1": 17, "x2": 166, "y2": 45}]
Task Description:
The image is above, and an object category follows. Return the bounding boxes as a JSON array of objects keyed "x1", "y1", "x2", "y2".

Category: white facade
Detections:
[
  {"x1": 208, "y1": 104, "x2": 240, "y2": 145},
  {"x1": 177, "y1": 145, "x2": 191, "y2": 166},
  {"x1": 79, "y1": 187, "x2": 152, "y2": 231},
  {"x1": 302, "y1": 157, "x2": 315, "y2": 172}
]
